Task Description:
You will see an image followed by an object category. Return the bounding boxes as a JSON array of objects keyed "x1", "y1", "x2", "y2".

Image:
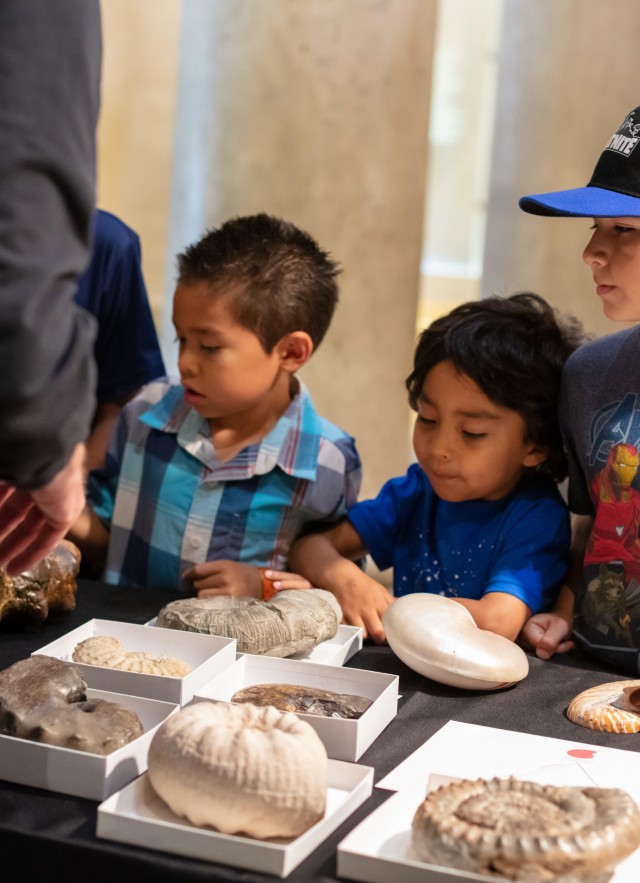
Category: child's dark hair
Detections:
[
  {"x1": 176, "y1": 213, "x2": 340, "y2": 353},
  {"x1": 405, "y1": 292, "x2": 587, "y2": 482}
]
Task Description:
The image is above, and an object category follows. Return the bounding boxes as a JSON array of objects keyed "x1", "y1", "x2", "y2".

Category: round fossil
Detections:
[
  {"x1": 567, "y1": 680, "x2": 640, "y2": 734},
  {"x1": 156, "y1": 589, "x2": 342, "y2": 656},
  {"x1": 72, "y1": 635, "x2": 191, "y2": 678},
  {"x1": 147, "y1": 701, "x2": 328, "y2": 839},
  {"x1": 412, "y1": 776, "x2": 640, "y2": 882},
  {"x1": 382, "y1": 593, "x2": 529, "y2": 690}
]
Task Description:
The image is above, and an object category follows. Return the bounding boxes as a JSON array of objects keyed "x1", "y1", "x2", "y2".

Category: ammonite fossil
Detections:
[
  {"x1": 411, "y1": 776, "x2": 640, "y2": 882},
  {"x1": 72, "y1": 635, "x2": 192, "y2": 677},
  {"x1": 567, "y1": 679, "x2": 640, "y2": 733},
  {"x1": 147, "y1": 701, "x2": 328, "y2": 839},
  {"x1": 156, "y1": 589, "x2": 342, "y2": 656},
  {"x1": 0, "y1": 655, "x2": 143, "y2": 755},
  {"x1": 382, "y1": 593, "x2": 529, "y2": 690},
  {"x1": 231, "y1": 683, "x2": 372, "y2": 719}
]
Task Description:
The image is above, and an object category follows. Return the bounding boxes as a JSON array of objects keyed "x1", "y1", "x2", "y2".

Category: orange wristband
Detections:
[{"x1": 258, "y1": 567, "x2": 277, "y2": 601}]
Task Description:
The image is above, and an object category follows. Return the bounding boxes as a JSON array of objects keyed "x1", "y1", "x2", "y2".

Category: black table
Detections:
[{"x1": 0, "y1": 580, "x2": 636, "y2": 882}]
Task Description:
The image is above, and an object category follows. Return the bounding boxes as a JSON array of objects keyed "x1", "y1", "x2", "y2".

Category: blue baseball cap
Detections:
[{"x1": 519, "y1": 106, "x2": 640, "y2": 217}]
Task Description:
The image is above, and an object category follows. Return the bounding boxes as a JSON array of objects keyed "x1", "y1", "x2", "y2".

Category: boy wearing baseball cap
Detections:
[{"x1": 520, "y1": 106, "x2": 640, "y2": 674}]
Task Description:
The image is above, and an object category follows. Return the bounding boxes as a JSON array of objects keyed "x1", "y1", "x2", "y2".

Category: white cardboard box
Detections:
[
  {"x1": 148, "y1": 616, "x2": 363, "y2": 666},
  {"x1": 97, "y1": 759, "x2": 374, "y2": 878},
  {"x1": 0, "y1": 688, "x2": 178, "y2": 801},
  {"x1": 338, "y1": 721, "x2": 640, "y2": 883},
  {"x1": 192, "y1": 654, "x2": 398, "y2": 761},
  {"x1": 33, "y1": 618, "x2": 237, "y2": 704}
]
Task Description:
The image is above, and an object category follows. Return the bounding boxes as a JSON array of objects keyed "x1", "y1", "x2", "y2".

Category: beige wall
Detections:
[
  {"x1": 97, "y1": 0, "x2": 181, "y2": 322},
  {"x1": 483, "y1": 0, "x2": 640, "y2": 338}
]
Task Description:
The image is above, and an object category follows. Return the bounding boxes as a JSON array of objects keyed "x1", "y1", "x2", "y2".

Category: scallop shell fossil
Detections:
[
  {"x1": 567, "y1": 679, "x2": 640, "y2": 734},
  {"x1": 147, "y1": 701, "x2": 328, "y2": 839},
  {"x1": 72, "y1": 636, "x2": 191, "y2": 677},
  {"x1": 412, "y1": 776, "x2": 640, "y2": 882},
  {"x1": 382, "y1": 593, "x2": 529, "y2": 690},
  {"x1": 156, "y1": 589, "x2": 342, "y2": 657}
]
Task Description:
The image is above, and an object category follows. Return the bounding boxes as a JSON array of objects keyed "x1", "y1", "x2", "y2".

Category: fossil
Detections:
[
  {"x1": 0, "y1": 539, "x2": 81, "y2": 623},
  {"x1": 567, "y1": 679, "x2": 640, "y2": 734},
  {"x1": 156, "y1": 589, "x2": 342, "y2": 656},
  {"x1": 0, "y1": 655, "x2": 143, "y2": 755},
  {"x1": 411, "y1": 776, "x2": 640, "y2": 882},
  {"x1": 72, "y1": 635, "x2": 191, "y2": 677},
  {"x1": 382, "y1": 593, "x2": 529, "y2": 690},
  {"x1": 147, "y1": 701, "x2": 327, "y2": 839},
  {"x1": 231, "y1": 683, "x2": 372, "y2": 719}
]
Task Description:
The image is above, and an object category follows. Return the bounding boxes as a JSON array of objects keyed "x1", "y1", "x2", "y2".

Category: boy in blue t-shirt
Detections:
[{"x1": 290, "y1": 293, "x2": 585, "y2": 642}]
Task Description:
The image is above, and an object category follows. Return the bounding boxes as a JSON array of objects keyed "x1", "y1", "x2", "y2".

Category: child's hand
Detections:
[
  {"x1": 183, "y1": 560, "x2": 263, "y2": 598},
  {"x1": 331, "y1": 573, "x2": 394, "y2": 643},
  {"x1": 521, "y1": 612, "x2": 575, "y2": 659},
  {"x1": 267, "y1": 570, "x2": 313, "y2": 591}
]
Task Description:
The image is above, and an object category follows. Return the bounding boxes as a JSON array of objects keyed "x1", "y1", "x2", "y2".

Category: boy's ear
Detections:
[
  {"x1": 522, "y1": 444, "x2": 547, "y2": 469},
  {"x1": 276, "y1": 331, "x2": 314, "y2": 373}
]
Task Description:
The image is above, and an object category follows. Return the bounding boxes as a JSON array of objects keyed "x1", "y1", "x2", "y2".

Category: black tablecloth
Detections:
[{"x1": 0, "y1": 580, "x2": 636, "y2": 882}]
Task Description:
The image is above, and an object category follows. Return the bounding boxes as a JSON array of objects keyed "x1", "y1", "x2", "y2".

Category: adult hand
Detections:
[
  {"x1": 0, "y1": 443, "x2": 87, "y2": 576},
  {"x1": 521, "y1": 612, "x2": 575, "y2": 659}
]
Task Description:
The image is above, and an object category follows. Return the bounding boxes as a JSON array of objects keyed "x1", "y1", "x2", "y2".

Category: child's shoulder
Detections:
[{"x1": 564, "y1": 325, "x2": 640, "y2": 374}]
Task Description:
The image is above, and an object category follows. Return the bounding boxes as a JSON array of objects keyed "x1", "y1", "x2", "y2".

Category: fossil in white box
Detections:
[
  {"x1": 412, "y1": 776, "x2": 640, "y2": 881},
  {"x1": 156, "y1": 588, "x2": 342, "y2": 656},
  {"x1": 147, "y1": 701, "x2": 327, "y2": 839},
  {"x1": 72, "y1": 635, "x2": 191, "y2": 677}
]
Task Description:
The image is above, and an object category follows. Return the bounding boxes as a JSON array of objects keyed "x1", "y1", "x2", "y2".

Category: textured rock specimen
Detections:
[
  {"x1": 412, "y1": 776, "x2": 640, "y2": 882},
  {"x1": 72, "y1": 635, "x2": 191, "y2": 677},
  {"x1": 0, "y1": 655, "x2": 143, "y2": 754},
  {"x1": 147, "y1": 701, "x2": 327, "y2": 838},
  {"x1": 156, "y1": 589, "x2": 342, "y2": 656},
  {"x1": 231, "y1": 683, "x2": 372, "y2": 719},
  {"x1": 0, "y1": 539, "x2": 81, "y2": 623}
]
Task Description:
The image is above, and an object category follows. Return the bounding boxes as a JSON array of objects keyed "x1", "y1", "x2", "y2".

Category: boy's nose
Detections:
[
  {"x1": 429, "y1": 427, "x2": 454, "y2": 460},
  {"x1": 178, "y1": 350, "x2": 197, "y2": 377},
  {"x1": 582, "y1": 230, "x2": 607, "y2": 267}
]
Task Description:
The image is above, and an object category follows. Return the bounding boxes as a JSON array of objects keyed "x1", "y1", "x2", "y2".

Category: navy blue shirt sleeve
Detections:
[{"x1": 76, "y1": 209, "x2": 166, "y2": 403}]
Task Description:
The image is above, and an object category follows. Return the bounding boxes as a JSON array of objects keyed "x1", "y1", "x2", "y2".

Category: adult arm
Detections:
[{"x1": 0, "y1": 1, "x2": 101, "y2": 572}]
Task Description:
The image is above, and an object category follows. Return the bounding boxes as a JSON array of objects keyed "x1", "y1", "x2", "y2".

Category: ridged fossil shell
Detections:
[
  {"x1": 72, "y1": 636, "x2": 191, "y2": 678},
  {"x1": 156, "y1": 589, "x2": 342, "y2": 657},
  {"x1": 0, "y1": 655, "x2": 143, "y2": 755},
  {"x1": 231, "y1": 683, "x2": 372, "y2": 719},
  {"x1": 382, "y1": 593, "x2": 529, "y2": 690},
  {"x1": 147, "y1": 701, "x2": 328, "y2": 839},
  {"x1": 567, "y1": 680, "x2": 640, "y2": 734},
  {"x1": 412, "y1": 776, "x2": 640, "y2": 881}
]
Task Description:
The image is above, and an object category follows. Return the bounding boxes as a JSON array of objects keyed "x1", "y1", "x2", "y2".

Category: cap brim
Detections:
[{"x1": 519, "y1": 185, "x2": 640, "y2": 217}]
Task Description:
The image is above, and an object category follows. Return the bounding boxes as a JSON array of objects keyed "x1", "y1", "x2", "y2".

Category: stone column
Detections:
[
  {"x1": 164, "y1": 0, "x2": 438, "y2": 497},
  {"x1": 483, "y1": 0, "x2": 640, "y2": 337}
]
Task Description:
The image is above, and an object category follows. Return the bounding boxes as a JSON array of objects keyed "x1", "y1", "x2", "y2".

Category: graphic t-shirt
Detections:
[{"x1": 561, "y1": 326, "x2": 640, "y2": 673}]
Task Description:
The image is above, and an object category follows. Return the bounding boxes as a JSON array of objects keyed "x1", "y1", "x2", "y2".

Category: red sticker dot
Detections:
[{"x1": 567, "y1": 748, "x2": 595, "y2": 759}]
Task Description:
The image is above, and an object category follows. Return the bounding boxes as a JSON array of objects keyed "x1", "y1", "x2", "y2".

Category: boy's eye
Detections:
[
  {"x1": 614, "y1": 225, "x2": 636, "y2": 234},
  {"x1": 417, "y1": 415, "x2": 435, "y2": 425},
  {"x1": 462, "y1": 430, "x2": 487, "y2": 440},
  {"x1": 201, "y1": 344, "x2": 220, "y2": 353}
]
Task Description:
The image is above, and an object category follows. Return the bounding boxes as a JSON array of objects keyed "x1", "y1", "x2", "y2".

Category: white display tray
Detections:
[
  {"x1": 0, "y1": 689, "x2": 177, "y2": 801},
  {"x1": 338, "y1": 720, "x2": 640, "y2": 883},
  {"x1": 148, "y1": 615, "x2": 363, "y2": 666},
  {"x1": 97, "y1": 760, "x2": 374, "y2": 878},
  {"x1": 33, "y1": 618, "x2": 237, "y2": 704},
  {"x1": 192, "y1": 654, "x2": 398, "y2": 761}
]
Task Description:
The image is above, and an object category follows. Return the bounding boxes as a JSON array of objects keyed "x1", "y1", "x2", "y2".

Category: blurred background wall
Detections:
[{"x1": 96, "y1": 0, "x2": 640, "y2": 500}]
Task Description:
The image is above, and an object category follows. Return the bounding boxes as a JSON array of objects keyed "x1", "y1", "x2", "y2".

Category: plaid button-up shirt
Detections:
[{"x1": 88, "y1": 379, "x2": 361, "y2": 590}]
